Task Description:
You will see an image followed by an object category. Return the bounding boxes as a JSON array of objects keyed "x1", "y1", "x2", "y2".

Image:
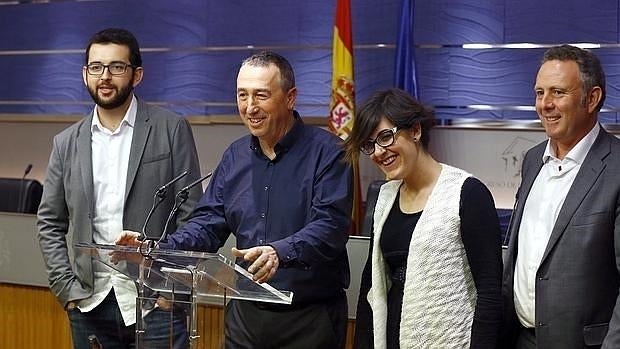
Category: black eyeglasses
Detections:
[
  {"x1": 360, "y1": 126, "x2": 400, "y2": 155},
  {"x1": 85, "y1": 62, "x2": 135, "y2": 76}
]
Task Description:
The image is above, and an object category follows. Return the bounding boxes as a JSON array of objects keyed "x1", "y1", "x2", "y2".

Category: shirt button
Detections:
[
  {"x1": 264, "y1": 186, "x2": 269, "y2": 191},
  {"x1": 260, "y1": 213, "x2": 265, "y2": 218}
]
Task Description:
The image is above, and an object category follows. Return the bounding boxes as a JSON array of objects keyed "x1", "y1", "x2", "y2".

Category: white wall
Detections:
[
  {"x1": 0, "y1": 120, "x2": 249, "y2": 189},
  {"x1": 0, "y1": 119, "x2": 551, "y2": 208},
  {"x1": 430, "y1": 126, "x2": 548, "y2": 208}
]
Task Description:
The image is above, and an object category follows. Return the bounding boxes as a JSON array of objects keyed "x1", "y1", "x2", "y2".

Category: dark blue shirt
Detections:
[{"x1": 167, "y1": 114, "x2": 353, "y2": 303}]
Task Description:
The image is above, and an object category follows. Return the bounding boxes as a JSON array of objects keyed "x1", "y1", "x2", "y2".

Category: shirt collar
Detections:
[
  {"x1": 91, "y1": 95, "x2": 138, "y2": 132},
  {"x1": 250, "y1": 111, "x2": 304, "y2": 158},
  {"x1": 542, "y1": 122, "x2": 600, "y2": 164}
]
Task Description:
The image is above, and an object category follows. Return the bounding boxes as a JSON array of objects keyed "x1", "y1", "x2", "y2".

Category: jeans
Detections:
[
  {"x1": 139, "y1": 305, "x2": 189, "y2": 349},
  {"x1": 67, "y1": 291, "x2": 189, "y2": 349}
]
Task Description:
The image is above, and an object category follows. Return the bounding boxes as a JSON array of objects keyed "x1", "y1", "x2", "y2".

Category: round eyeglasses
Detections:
[
  {"x1": 85, "y1": 62, "x2": 135, "y2": 76},
  {"x1": 360, "y1": 126, "x2": 400, "y2": 155}
]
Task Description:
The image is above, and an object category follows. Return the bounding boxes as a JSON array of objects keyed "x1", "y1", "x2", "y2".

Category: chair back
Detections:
[
  {"x1": 0, "y1": 178, "x2": 43, "y2": 213},
  {"x1": 359, "y1": 179, "x2": 386, "y2": 237}
]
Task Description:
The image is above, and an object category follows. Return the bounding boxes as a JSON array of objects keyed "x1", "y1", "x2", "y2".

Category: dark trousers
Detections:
[
  {"x1": 224, "y1": 294, "x2": 347, "y2": 349},
  {"x1": 516, "y1": 327, "x2": 536, "y2": 349},
  {"x1": 67, "y1": 290, "x2": 188, "y2": 349}
]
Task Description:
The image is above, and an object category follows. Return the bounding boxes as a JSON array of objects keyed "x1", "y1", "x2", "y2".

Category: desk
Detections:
[{"x1": 0, "y1": 212, "x2": 51, "y2": 287}]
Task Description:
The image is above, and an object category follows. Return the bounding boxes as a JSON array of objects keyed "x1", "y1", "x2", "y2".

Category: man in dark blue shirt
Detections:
[{"x1": 166, "y1": 51, "x2": 352, "y2": 348}]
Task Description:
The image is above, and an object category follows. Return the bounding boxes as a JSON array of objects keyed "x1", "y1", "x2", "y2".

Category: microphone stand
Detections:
[
  {"x1": 155, "y1": 172, "x2": 213, "y2": 247},
  {"x1": 139, "y1": 194, "x2": 166, "y2": 256},
  {"x1": 17, "y1": 164, "x2": 32, "y2": 213},
  {"x1": 139, "y1": 170, "x2": 188, "y2": 256}
]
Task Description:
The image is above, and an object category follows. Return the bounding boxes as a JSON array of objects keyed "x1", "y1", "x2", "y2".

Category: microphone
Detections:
[
  {"x1": 155, "y1": 170, "x2": 188, "y2": 198},
  {"x1": 141, "y1": 170, "x2": 189, "y2": 240},
  {"x1": 17, "y1": 164, "x2": 33, "y2": 213},
  {"x1": 157, "y1": 172, "x2": 213, "y2": 246},
  {"x1": 24, "y1": 164, "x2": 33, "y2": 177},
  {"x1": 178, "y1": 172, "x2": 212, "y2": 200}
]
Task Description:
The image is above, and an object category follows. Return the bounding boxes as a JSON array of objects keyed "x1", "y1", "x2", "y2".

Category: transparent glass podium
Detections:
[{"x1": 75, "y1": 242, "x2": 293, "y2": 348}]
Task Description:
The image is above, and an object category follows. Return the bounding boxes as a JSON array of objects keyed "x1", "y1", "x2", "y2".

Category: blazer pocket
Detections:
[
  {"x1": 571, "y1": 211, "x2": 611, "y2": 227},
  {"x1": 583, "y1": 323, "x2": 608, "y2": 346},
  {"x1": 142, "y1": 152, "x2": 170, "y2": 164}
]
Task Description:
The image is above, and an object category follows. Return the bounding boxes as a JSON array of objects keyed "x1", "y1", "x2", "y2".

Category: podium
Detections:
[{"x1": 75, "y1": 242, "x2": 293, "y2": 348}]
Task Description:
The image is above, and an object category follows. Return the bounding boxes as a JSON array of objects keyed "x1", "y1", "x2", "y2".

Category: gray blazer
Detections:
[
  {"x1": 502, "y1": 127, "x2": 620, "y2": 349},
  {"x1": 37, "y1": 99, "x2": 202, "y2": 308}
]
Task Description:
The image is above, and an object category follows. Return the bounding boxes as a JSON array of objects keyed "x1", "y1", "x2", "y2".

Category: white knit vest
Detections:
[{"x1": 368, "y1": 164, "x2": 477, "y2": 349}]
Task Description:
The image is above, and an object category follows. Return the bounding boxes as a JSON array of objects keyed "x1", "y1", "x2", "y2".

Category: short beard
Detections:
[{"x1": 87, "y1": 82, "x2": 133, "y2": 110}]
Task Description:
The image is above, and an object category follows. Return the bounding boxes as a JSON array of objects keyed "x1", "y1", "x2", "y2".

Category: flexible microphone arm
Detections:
[
  {"x1": 17, "y1": 164, "x2": 33, "y2": 213},
  {"x1": 140, "y1": 170, "x2": 189, "y2": 240},
  {"x1": 155, "y1": 170, "x2": 189, "y2": 198},
  {"x1": 156, "y1": 172, "x2": 213, "y2": 247}
]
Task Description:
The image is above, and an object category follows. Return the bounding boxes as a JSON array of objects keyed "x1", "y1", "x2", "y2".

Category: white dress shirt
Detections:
[
  {"x1": 77, "y1": 96, "x2": 138, "y2": 326},
  {"x1": 514, "y1": 122, "x2": 600, "y2": 328}
]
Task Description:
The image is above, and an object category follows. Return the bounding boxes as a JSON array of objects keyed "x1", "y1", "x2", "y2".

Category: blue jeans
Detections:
[
  {"x1": 67, "y1": 291, "x2": 189, "y2": 349},
  {"x1": 139, "y1": 302, "x2": 189, "y2": 349}
]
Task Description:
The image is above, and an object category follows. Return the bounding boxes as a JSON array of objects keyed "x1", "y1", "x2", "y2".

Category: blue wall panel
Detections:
[
  {"x1": 415, "y1": 48, "x2": 450, "y2": 106},
  {"x1": 1, "y1": 0, "x2": 620, "y2": 122},
  {"x1": 0, "y1": 0, "x2": 400, "y2": 117},
  {"x1": 448, "y1": 49, "x2": 540, "y2": 107},
  {"x1": 415, "y1": 0, "x2": 504, "y2": 44},
  {"x1": 505, "y1": 0, "x2": 617, "y2": 43}
]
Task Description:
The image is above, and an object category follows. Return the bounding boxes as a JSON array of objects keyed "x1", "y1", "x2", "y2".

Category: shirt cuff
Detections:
[{"x1": 269, "y1": 239, "x2": 297, "y2": 266}]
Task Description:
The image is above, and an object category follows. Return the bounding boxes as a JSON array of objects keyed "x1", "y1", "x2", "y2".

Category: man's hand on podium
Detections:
[
  {"x1": 110, "y1": 230, "x2": 143, "y2": 264},
  {"x1": 232, "y1": 246, "x2": 279, "y2": 284},
  {"x1": 115, "y1": 230, "x2": 141, "y2": 247}
]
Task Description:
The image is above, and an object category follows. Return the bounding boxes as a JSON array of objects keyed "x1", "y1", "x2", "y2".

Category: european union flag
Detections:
[{"x1": 394, "y1": 0, "x2": 419, "y2": 99}]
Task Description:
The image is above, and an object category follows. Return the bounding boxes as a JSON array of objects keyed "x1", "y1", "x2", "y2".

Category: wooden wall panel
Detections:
[{"x1": 0, "y1": 283, "x2": 72, "y2": 348}]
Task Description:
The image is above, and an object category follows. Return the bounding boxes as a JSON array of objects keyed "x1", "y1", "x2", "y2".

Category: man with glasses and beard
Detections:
[{"x1": 37, "y1": 28, "x2": 202, "y2": 349}]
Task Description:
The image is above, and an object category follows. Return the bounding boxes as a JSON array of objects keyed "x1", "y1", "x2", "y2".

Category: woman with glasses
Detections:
[{"x1": 345, "y1": 88, "x2": 502, "y2": 348}]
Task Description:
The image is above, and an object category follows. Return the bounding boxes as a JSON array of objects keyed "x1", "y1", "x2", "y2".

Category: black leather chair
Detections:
[
  {"x1": 0, "y1": 178, "x2": 43, "y2": 213},
  {"x1": 359, "y1": 180, "x2": 386, "y2": 237},
  {"x1": 497, "y1": 208, "x2": 513, "y2": 246}
]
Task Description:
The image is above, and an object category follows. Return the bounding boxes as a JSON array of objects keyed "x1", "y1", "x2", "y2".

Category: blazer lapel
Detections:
[
  {"x1": 508, "y1": 143, "x2": 545, "y2": 254},
  {"x1": 78, "y1": 114, "x2": 95, "y2": 215},
  {"x1": 125, "y1": 100, "x2": 151, "y2": 202},
  {"x1": 540, "y1": 130, "x2": 610, "y2": 263}
]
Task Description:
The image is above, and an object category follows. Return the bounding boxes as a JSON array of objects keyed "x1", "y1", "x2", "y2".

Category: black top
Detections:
[
  {"x1": 380, "y1": 198, "x2": 420, "y2": 349},
  {"x1": 354, "y1": 177, "x2": 503, "y2": 349}
]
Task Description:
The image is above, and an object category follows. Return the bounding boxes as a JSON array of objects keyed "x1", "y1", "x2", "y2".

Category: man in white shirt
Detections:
[
  {"x1": 502, "y1": 45, "x2": 620, "y2": 349},
  {"x1": 37, "y1": 28, "x2": 202, "y2": 349}
]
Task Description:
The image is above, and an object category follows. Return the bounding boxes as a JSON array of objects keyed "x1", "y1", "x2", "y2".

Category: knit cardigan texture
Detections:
[{"x1": 367, "y1": 164, "x2": 477, "y2": 348}]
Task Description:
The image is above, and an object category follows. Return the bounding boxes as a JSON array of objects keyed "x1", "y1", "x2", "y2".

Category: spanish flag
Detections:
[
  {"x1": 329, "y1": 0, "x2": 362, "y2": 235},
  {"x1": 329, "y1": 0, "x2": 354, "y2": 138}
]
